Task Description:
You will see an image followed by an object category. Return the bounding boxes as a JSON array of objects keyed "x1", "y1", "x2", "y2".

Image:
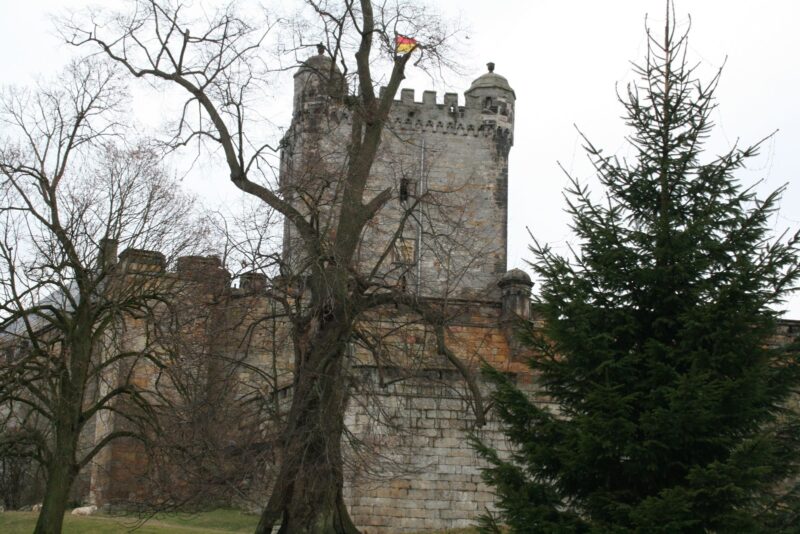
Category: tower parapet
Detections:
[
  {"x1": 176, "y1": 255, "x2": 230, "y2": 290},
  {"x1": 381, "y1": 63, "x2": 515, "y2": 157},
  {"x1": 290, "y1": 62, "x2": 515, "y2": 148}
]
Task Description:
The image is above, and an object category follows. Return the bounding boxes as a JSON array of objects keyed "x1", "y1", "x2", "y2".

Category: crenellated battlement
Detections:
[
  {"x1": 378, "y1": 83, "x2": 514, "y2": 135},
  {"x1": 390, "y1": 87, "x2": 511, "y2": 112},
  {"x1": 290, "y1": 61, "x2": 515, "y2": 147},
  {"x1": 113, "y1": 248, "x2": 264, "y2": 294},
  {"x1": 381, "y1": 87, "x2": 464, "y2": 109},
  {"x1": 290, "y1": 100, "x2": 513, "y2": 144}
]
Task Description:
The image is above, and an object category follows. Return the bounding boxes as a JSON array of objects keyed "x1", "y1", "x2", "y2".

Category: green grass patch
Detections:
[
  {"x1": 138, "y1": 508, "x2": 259, "y2": 531},
  {"x1": 0, "y1": 508, "x2": 259, "y2": 533},
  {"x1": 0, "y1": 510, "x2": 479, "y2": 533}
]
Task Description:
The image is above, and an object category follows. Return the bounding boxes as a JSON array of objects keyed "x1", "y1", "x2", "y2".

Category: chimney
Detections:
[
  {"x1": 118, "y1": 248, "x2": 166, "y2": 274},
  {"x1": 98, "y1": 238, "x2": 118, "y2": 270}
]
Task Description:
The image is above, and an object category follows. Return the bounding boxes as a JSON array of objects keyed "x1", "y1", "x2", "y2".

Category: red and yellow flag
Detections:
[{"x1": 395, "y1": 35, "x2": 417, "y2": 54}]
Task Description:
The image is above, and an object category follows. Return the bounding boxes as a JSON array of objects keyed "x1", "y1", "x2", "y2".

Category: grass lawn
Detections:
[
  {"x1": 0, "y1": 509, "x2": 480, "y2": 533},
  {"x1": 0, "y1": 508, "x2": 259, "y2": 533}
]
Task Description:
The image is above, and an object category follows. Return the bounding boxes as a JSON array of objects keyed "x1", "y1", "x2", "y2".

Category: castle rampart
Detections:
[{"x1": 81, "y1": 241, "x2": 800, "y2": 531}]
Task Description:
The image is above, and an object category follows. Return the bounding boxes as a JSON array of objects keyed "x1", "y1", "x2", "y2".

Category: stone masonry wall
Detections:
[
  {"x1": 86, "y1": 252, "x2": 800, "y2": 529},
  {"x1": 344, "y1": 370, "x2": 520, "y2": 532},
  {"x1": 336, "y1": 298, "x2": 533, "y2": 532}
]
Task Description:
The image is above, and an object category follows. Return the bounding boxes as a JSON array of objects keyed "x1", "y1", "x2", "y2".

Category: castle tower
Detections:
[
  {"x1": 464, "y1": 62, "x2": 516, "y2": 139},
  {"x1": 291, "y1": 44, "x2": 345, "y2": 117},
  {"x1": 281, "y1": 55, "x2": 516, "y2": 299},
  {"x1": 280, "y1": 46, "x2": 346, "y2": 270}
]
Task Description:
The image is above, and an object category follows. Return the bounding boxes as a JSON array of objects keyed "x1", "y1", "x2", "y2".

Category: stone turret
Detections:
[
  {"x1": 97, "y1": 238, "x2": 118, "y2": 271},
  {"x1": 292, "y1": 44, "x2": 346, "y2": 115},
  {"x1": 498, "y1": 268, "x2": 533, "y2": 320},
  {"x1": 465, "y1": 62, "x2": 515, "y2": 142}
]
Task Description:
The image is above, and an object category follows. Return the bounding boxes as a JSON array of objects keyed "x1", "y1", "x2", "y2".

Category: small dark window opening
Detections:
[
  {"x1": 448, "y1": 104, "x2": 456, "y2": 114},
  {"x1": 400, "y1": 177, "x2": 410, "y2": 202},
  {"x1": 484, "y1": 97, "x2": 493, "y2": 109}
]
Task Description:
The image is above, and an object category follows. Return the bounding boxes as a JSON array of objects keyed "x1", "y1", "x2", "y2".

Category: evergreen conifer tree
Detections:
[{"x1": 475, "y1": 8, "x2": 800, "y2": 533}]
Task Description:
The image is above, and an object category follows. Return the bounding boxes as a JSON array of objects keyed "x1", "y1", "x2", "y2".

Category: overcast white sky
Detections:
[{"x1": 2, "y1": 0, "x2": 799, "y2": 316}]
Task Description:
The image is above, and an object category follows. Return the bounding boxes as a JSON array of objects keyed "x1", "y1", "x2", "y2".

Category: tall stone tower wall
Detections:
[{"x1": 281, "y1": 56, "x2": 515, "y2": 299}]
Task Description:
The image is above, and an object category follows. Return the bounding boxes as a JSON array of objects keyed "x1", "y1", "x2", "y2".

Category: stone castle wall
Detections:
[
  {"x1": 85, "y1": 247, "x2": 534, "y2": 530},
  {"x1": 344, "y1": 371, "x2": 511, "y2": 532},
  {"x1": 282, "y1": 59, "x2": 514, "y2": 299},
  {"x1": 81, "y1": 249, "x2": 800, "y2": 531},
  {"x1": 86, "y1": 58, "x2": 534, "y2": 529}
]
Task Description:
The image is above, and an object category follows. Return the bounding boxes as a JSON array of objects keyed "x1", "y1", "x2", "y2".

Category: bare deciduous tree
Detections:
[{"x1": 0, "y1": 60, "x2": 202, "y2": 533}]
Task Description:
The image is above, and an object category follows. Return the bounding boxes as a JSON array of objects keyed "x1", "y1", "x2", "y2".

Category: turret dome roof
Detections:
[
  {"x1": 499, "y1": 268, "x2": 532, "y2": 287},
  {"x1": 295, "y1": 44, "x2": 342, "y2": 78},
  {"x1": 466, "y1": 62, "x2": 515, "y2": 97}
]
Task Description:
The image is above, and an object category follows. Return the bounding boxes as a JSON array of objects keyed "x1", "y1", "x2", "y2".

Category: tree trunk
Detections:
[
  {"x1": 256, "y1": 320, "x2": 359, "y2": 534},
  {"x1": 35, "y1": 389, "x2": 81, "y2": 534},
  {"x1": 33, "y1": 458, "x2": 76, "y2": 534}
]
